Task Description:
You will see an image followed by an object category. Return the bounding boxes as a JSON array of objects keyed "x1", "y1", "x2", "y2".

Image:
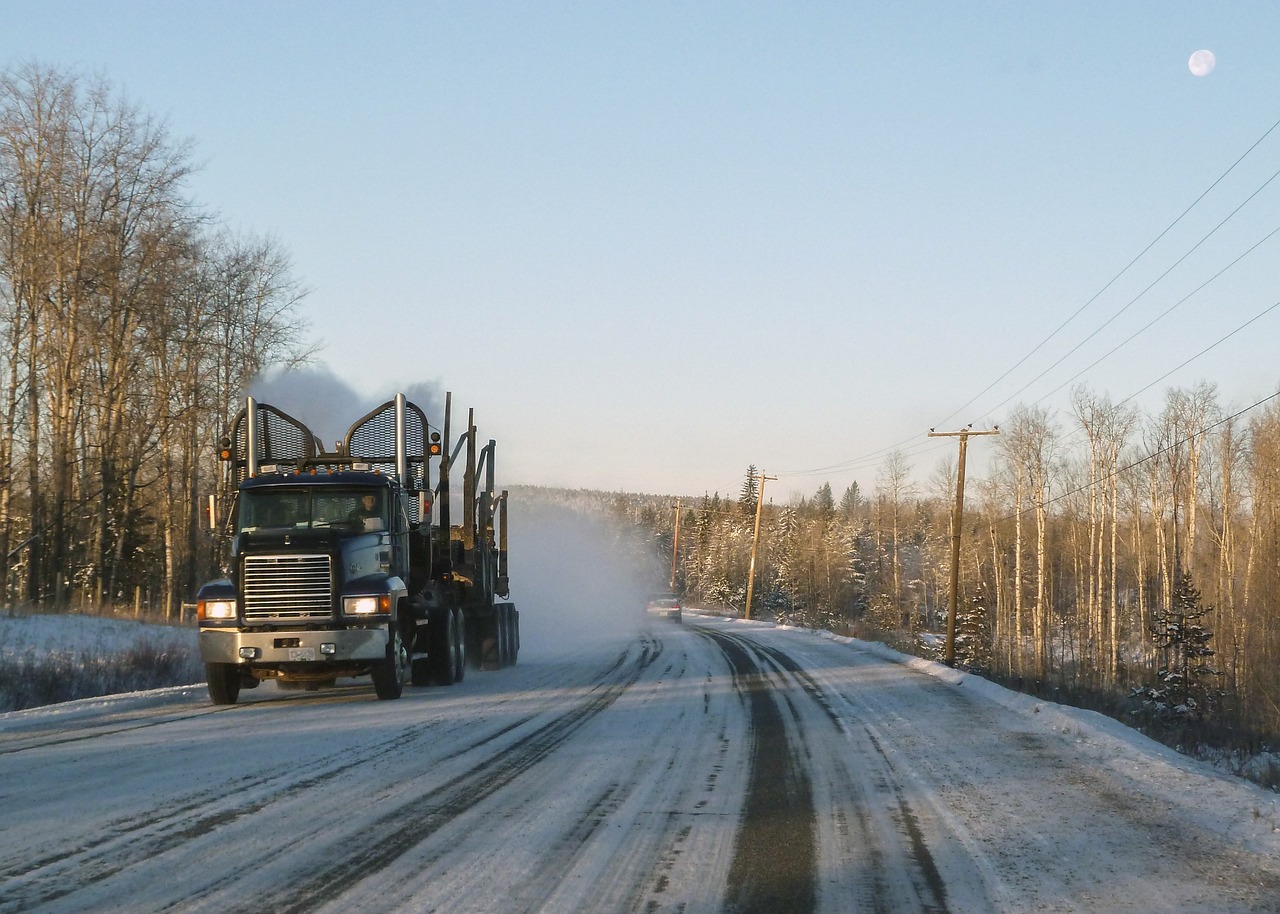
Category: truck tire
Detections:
[
  {"x1": 498, "y1": 605, "x2": 512, "y2": 667},
  {"x1": 433, "y1": 610, "x2": 459, "y2": 686},
  {"x1": 206, "y1": 662, "x2": 241, "y2": 705},
  {"x1": 493, "y1": 604, "x2": 517, "y2": 668},
  {"x1": 372, "y1": 627, "x2": 407, "y2": 700},
  {"x1": 452, "y1": 608, "x2": 466, "y2": 684}
]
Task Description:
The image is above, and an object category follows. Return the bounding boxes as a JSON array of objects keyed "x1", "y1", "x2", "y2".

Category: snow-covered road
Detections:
[{"x1": 2, "y1": 614, "x2": 1279, "y2": 913}]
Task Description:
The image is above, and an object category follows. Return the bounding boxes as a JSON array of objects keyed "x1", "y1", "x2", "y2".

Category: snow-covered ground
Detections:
[
  {"x1": 0, "y1": 611, "x2": 203, "y2": 711},
  {"x1": 0, "y1": 611, "x2": 197, "y2": 657},
  {"x1": 2, "y1": 610, "x2": 1278, "y2": 913},
  {"x1": 3, "y1": 499, "x2": 1278, "y2": 912}
]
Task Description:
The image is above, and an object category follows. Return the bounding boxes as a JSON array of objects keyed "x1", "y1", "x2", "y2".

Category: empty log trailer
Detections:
[{"x1": 195, "y1": 392, "x2": 517, "y2": 704}]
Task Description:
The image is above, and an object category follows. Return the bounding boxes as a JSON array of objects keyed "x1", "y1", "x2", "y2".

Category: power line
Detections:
[
  {"x1": 1112, "y1": 298, "x2": 1280, "y2": 410},
  {"x1": 935, "y1": 114, "x2": 1280, "y2": 429},
  {"x1": 1011, "y1": 292, "x2": 1280, "y2": 462},
  {"x1": 776, "y1": 436, "x2": 951, "y2": 480},
  {"x1": 1029, "y1": 223, "x2": 1280, "y2": 408},
  {"x1": 985, "y1": 172, "x2": 1280, "y2": 418},
  {"x1": 780, "y1": 117, "x2": 1280, "y2": 487},
  {"x1": 986, "y1": 388, "x2": 1280, "y2": 528}
]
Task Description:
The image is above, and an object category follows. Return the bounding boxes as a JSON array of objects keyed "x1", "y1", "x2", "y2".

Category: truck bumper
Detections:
[{"x1": 199, "y1": 627, "x2": 389, "y2": 665}]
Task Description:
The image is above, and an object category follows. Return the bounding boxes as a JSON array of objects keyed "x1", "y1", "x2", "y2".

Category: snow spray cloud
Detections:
[
  {"x1": 506, "y1": 491, "x2": 667, "y2": 660},
  {"x1": 246, "y1": 366, "x2": 446, "y2": 447}
]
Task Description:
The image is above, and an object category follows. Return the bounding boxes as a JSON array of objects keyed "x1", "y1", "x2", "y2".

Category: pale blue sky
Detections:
[{"x1": 5, "y1": 2, "x2": 1279, "y2": 499}]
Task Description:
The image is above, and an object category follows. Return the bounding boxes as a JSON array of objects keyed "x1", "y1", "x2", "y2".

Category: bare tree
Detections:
[
  {"x1": 876, "y1": 450, "x2": 915, "y2": 624},
  {"x1": 0, "y1": 64, "x2": 311, "y2": 613}
]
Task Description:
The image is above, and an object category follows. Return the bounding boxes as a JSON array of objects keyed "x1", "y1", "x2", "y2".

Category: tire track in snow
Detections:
[
  {"x1": 0, "y1": 645, "x2": 653, "y2": 914},
  {"x1": 0, "y1": 713, "x2": 440, "y2": 912},
  {"x1": 193, "y1": 636, "x2": 665, "y2": 914},
  {"x1": 704, "y1": 626, "x2": 954, "y2": 914},
  {"x1": 0, "y1": 702, "x2": 232, "y2": 755},
  {"x1": 750, "y1": 638, "x2": 951, "y2": 912},
  {"x1": 702, "y1": 628, "x2": 817, "y2": 914}
]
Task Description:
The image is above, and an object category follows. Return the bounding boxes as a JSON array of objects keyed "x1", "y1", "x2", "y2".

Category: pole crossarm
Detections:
[{"x1": 927, "y1": 428, "x2": 1000, "y2": 667}]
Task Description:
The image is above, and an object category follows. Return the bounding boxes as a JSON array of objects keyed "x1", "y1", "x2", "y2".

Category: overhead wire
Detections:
[
  {"x1": 1031, "y1": 222, "x2": 1280, "y2": 408},
  {"x1": 981, "y1": 164, "x2": 1280, "y2": 419},
  {"x1": 933, "y1": 115, "x2": 1280, "y2": 430},
  {"x1": 985, "y1": 388, "x2": 1280, "y2": 529},
  {"x1": 776, "y1": 116, "x2": 1280, "y2": 490},
  {"x1": 1113, "y1": 297, "x2": 1280, "y2": 409}
]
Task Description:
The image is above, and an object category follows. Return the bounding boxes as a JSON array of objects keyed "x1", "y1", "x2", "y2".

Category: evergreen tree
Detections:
[
  {"x1": 738, "y1": 466, "x2": 759, "y2": 520},
  {"x1": 1137, "y1": 568, "x2": 1223, "y2": 719},
  {"x1": 954, "y1": 587, "x2": 993, "y2": 672},
  {"x1": 813, "y1": 482, "x2": 835, "y2": 519},
  {"x1": 839, "y1": 482, "x2": 863, "y2": 520}
]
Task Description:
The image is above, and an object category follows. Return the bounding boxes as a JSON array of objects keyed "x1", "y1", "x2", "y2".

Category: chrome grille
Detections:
[{"x1": 242, "y1": 554, "x2": 333, "y2": 621}]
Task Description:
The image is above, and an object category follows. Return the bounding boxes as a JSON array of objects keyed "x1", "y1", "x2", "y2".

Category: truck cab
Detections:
[{"x1": 196, "y1": 471, "x2": 415, "y2": 703}]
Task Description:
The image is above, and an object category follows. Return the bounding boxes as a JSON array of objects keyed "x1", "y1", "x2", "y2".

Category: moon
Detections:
[{"x1": 1189, "y1": 49, "x2": 1216, "y2": 77}]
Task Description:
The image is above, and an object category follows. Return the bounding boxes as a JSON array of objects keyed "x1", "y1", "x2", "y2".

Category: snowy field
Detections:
[{"x1": 0, "y1": 611, "x2": 203, "y2": 712}]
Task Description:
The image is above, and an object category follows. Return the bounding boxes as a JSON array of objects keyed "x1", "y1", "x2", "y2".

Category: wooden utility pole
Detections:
[
  {"x1": 928, "y1": 427, "x2": 999, "y2": 667},
  {"x1": 669, "y1": 500, "x2": 682, "y2": 592},
  {"x1": 743, "y1": 472, "x2": 776, "y2": 620}
]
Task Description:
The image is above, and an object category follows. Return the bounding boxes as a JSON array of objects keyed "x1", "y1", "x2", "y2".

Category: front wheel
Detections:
[
  {"x1": 372, "y1": 627, "x2": 407, "y2": 700},
  {"x1": 206, "y1": 662, "x2": 241, "y2": 705}
]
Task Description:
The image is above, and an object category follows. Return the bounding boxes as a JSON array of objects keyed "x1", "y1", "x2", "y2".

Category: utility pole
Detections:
[
  {"x1": 928, "y1": 427, "x2": 999, "y2": 667},
  {"x1": 743, "y1": 472, "x2": 776, "y2": 620},
  {"x1": 669, "y1": 499, "x2": 682, "y2": 592}
]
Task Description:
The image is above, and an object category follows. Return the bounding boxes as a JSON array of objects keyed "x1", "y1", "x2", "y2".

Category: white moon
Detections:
[{"x1": 1189, "y1": 49, "x2": 1216, "y2": 77}]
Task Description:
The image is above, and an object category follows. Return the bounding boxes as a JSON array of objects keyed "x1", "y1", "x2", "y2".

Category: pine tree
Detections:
[
  {"x1": 738, "y1": 466, "x2": 759, "y2": 521},
  {"x1": 1137, "y1": 567, "x2": 1223, "y2": 719},
  {"x1": 839, "y1": 482, "x2": 863, "y2": 520}
]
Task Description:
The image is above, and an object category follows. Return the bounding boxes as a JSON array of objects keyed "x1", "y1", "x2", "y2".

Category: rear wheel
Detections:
[
  {"x1": 372, "y1": 627, "x2": 407, "y2": 700},
  {"x1": 452, "y1": 608, "x2": 467, "y2": 683},
  {"x1": 493, "y1": 607, "x2": 506, "y2": 668},
  {"x1": 433, "y1": 610, "x2": 459, "y2": 686},
  {"x1": 495, "y1": 604, "x2": 518, "y2": 668},
  {"x1": 206, "y1": 662, "x2": 241, "y2": 705},
  {"x1": 499, "y1": 605, "x2": 513, "y2": 667}
]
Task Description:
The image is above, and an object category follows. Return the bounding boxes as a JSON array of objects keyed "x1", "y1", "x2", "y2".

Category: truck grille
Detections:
[{"x1": 243, "y1": 554, "x2": 333, "y2": 621}]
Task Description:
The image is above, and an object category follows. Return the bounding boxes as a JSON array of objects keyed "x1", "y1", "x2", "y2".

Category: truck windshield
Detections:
[{"x1": 239, "y1": 488, "x2": 387, "y2": 533}]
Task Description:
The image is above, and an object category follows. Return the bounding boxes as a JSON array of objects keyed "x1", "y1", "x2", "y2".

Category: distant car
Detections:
[{"x1": 646, "y1": 593, "x2": 683, "y2": 623}]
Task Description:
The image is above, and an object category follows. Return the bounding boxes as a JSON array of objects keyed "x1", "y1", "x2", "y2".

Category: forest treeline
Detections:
[
  {"x1": 0, "y1": 64, "x2": 310, "y2": 615},
  {"x1": 582, "y1": 383, "x2": 1280, "y2": 749}
]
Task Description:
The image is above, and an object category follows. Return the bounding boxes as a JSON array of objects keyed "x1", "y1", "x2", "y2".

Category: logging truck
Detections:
[{"x1": 194, "y1": 392, "x2": 516, "y2": 704}]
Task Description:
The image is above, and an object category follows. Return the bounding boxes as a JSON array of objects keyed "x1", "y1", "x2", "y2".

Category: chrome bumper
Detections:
[{"x1": 199, "y1": 627, "x2": 389, "y2": 664}]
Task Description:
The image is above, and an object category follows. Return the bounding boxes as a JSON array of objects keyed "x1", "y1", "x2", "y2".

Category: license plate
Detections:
[{"x1": 288, "y1": 647, "x2": 317, "y2": 661}]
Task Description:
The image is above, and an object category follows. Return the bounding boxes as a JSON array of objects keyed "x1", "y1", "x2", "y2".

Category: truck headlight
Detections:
[
  {"x1": 198, "y1": 599, "x2": 237, "y2": 621},
  {"x1": 343, "y1": 594, "x2": 391, "y2": 616}
]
